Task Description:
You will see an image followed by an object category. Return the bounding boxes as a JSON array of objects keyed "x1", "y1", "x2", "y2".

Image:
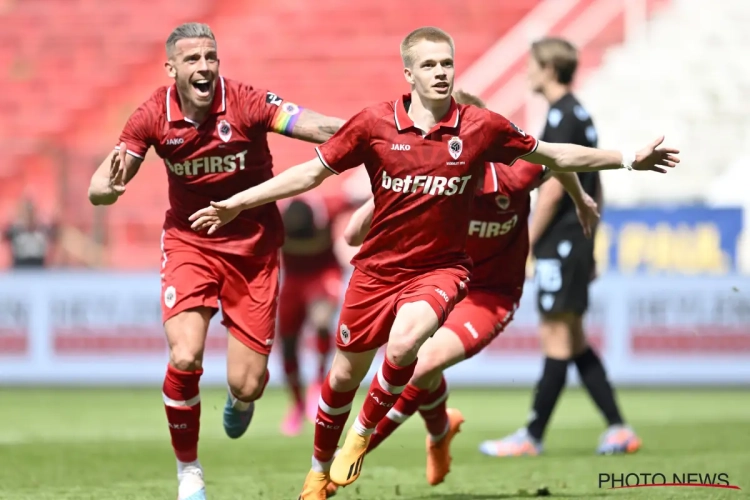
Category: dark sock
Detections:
[
  {"x1": 526, "y1": 357, "x2": 568, "y2": 441},
  {"x1": 574, "y1": 347, "x2": 624, "y2": 426}
]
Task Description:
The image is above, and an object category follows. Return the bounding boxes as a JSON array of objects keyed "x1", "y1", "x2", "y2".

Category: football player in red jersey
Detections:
[
  {"x1": 331, "y1": 90, "x2": 599, "y2": 491},
  {"x1": 86, "y1": 23, "x2": 346, "y2": 500},
  {"x1": 276, "y1": 192, "x2": 352, "y2": 436},
  {"x1": 188, "y1": 27, "x2": 679, "y2": 499}
]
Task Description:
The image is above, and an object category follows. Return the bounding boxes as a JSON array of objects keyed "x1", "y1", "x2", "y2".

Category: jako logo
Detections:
[
  {"x1": 166, "y1": 150, "x2": 247, "y2": 176},
  {"x1": 166, "y1": 138, "x2": 184, "y2": 145},
  {"x1": 381, "y1": 172, "x2": 472, "y2": 196},
  {"x1": 435, "y1": 288, "x2": 449, "y2": 302},
  {"x1": 391, "y1": 144, "x2": 411, "y2": 151}
]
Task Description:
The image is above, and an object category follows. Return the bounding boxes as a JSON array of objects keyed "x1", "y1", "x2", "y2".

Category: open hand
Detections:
[
  {"x1": 110, "y1": 142, "x2": 127, "y2": 195},
  {"x1": 189, "y1": 197, "x2": 243, "y2": 235},
  {"x1": 634, "y1": 136, "x2": 680, "y2": 173},
  {"x1": 575, "y1": 193, "x2": 600, "y2": 239}
]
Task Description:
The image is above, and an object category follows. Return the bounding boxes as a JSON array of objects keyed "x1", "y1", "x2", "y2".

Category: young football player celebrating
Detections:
[
  {"x1": 334, "y1": 90, "x2": 599, "y2": 491},
  {"x1": 188, "y1": 27, "x2": 679, "y2": 499}
]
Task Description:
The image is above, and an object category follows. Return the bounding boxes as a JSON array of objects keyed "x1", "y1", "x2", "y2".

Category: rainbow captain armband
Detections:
[{"x1": 271, "y1": 101, "x2": 304, "y2": 136}]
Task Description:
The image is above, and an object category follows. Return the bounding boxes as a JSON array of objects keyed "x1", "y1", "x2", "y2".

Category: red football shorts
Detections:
[
  {"x1": 277, "y1": 263, "x2": 342, "y2": 336},
  {"x1": 336, "y1": 268, "x2": 469, "y2": 352},
  {"x1": 442, "y1": 289, "x2": 519, "y2": 358},
  {"x1": 160, "y1": 230, "x2": 280, "y2": 355}
]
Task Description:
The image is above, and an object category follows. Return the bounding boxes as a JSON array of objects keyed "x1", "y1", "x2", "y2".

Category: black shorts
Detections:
[{"x1": 533, "y1": 233, "x2": 594, "y2": 316}]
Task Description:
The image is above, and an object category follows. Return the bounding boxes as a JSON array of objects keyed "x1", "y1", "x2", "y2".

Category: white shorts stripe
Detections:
[
  {"x1": 419, "y1": 390, "x2": 448, "y2": 411},
  {"x1": 162, "y1": 393, "x2": 201, "y2": 408},
  {"x1": 317, "y1": 396, "x2": 352, "y2": 416},
  {"x1": 377, "y1": 364, "x2": 407, "y2": 395}
]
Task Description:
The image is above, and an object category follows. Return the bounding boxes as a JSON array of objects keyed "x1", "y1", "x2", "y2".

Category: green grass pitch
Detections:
[{"x1": 0, "y1": 387, "x2": 748, "y2": 499}]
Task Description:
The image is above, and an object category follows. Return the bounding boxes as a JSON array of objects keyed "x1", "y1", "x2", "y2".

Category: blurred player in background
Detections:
[
  {"x1": 276, "y1": 193, "x2": 350, "y2": 436},
  {"x1": 86, "y1": 22, "x2": 345, "y2": 500},
  {"x1": 479, "y1": 37, "x2": 642, "y2": 458},
  {"x1": 189, "y1": 25, "x2": 677, "y2": 498},
  {"x1": 333, "y1": 89, "x2": 600, "y2": 491}
]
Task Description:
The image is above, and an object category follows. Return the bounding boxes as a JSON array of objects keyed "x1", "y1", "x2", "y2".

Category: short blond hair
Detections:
[
  {"x1": 530, "y1": 37, "x2": 578, "y2": 84},
  {"x1": 166, "y1": 23, "x2": 216, "y2": 58},
  {"x1": 400, "y1": 27, "x2": 455, "y2": 67},
  {"x1": 452, "y1": 90, "x2": 486, "y2": 109}
]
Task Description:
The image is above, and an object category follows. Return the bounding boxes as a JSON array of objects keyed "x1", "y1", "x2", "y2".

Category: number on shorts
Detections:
[{"x1": 536, "y1": 259, "x2": 562, "y2": 292}]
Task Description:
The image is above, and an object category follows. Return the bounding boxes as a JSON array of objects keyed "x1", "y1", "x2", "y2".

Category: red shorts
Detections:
[
  {"x1": 336, "y1": 268, "x2": 469, "y2": 352},
  {"x1": 160, "y1": 231, "x2": 280, "y2": 355},
  {"x1": 442, "y1": 289, "x2": 519, "y2": 358},
  {"x1": 277, "y1": 264, "x2": 342, "y2": 335}
]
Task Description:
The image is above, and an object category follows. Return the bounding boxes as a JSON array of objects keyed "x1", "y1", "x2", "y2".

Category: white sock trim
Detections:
[
  {"x1": 311, "y1": 456, "x2": 333, "y2": 473},
  {"x1": 353, "y1": 417, "x2": 375, "y2": 437},
  {"x1": 318, "y1": 396, "x2": 353, "y2": 416},
  {"x1": 419, "y1": 390, "x2": 448, "y2": 411},
  {"x1": 429, "y1": 421, "x2": 450, "y2": 443},
  {"x1": 377, "y1": 364, "x2": 407, "y2": 394},
  {"x1": 385, "y1": 408, "x2": 410, "y2": 423},
  {"x1": 163, "y1": 393, "x2": 200, "y2": 408}
]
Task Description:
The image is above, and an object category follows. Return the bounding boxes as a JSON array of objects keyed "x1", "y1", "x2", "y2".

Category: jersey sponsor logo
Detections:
[
  {"x1": 495, "y1": 194, "x2": 510, "y2": 210},
  {"x1": 380, "y1": 171, "x2": 472, "y2": 196},
  {"x1": 391, "y1": 143, "x2": 411, "y2": 151},
  {"x1": 165, "y1": 137, "x2": 184, "y2": 145},
  {"x1": 435, "y1": 288, "x2": 450, "y2": 303},
  {"x1": 468, "y1": 215, "x2": 519, "y2": 238},
  {"x1": 217, "y1": 120, "x2": 232, "y2": 142},
  {"x1": 448, "y1": 136, "x2": 463, "y2": 160},
  {"x1": 265, "y1": 91, "x2": 283, "y2": 106},
  {"x1": 165, "y1": 150, "x2": 248, "y2": 176}
]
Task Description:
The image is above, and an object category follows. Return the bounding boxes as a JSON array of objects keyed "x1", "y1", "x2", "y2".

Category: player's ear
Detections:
[
  {"x1": 403, "y1": 67, "x2": 415, "y2": 86},
  {"x1": 164, "y1": 61, "x2": 177, "y2": 79}
]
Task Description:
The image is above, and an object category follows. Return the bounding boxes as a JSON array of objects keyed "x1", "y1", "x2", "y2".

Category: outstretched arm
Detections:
[
  {"x1": 343, "y1": 197, "x2": 375, "y2": 246},
  {"x1": 189, "y1": 158, "x2": 333, "y2": 234},
  {"x1": 526, "y1": 136, "x2": 679, "y2": 173}
]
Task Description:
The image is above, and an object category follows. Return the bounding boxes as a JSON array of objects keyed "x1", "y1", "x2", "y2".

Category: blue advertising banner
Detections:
[{"x1": 594, "y1": 206, "x2": 743, "y2": 275}]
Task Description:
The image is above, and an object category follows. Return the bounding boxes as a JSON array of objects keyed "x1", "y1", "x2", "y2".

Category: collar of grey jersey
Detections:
[
  {"x1": 393, "y1": 96, "x2": 460, "y2": 132},
  {"x1": 166, "y1": 76, "x2": 226, "y2": 123}
]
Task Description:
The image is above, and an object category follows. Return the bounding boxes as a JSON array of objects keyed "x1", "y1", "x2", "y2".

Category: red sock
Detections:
[
  {"x1": 419, "y1": 375, "x2": 449, "y2": 438},
  {"x1": 162, "y1": 364, "x2": 202, "y2": 463},
  {"x1": 316, "y1": 330, "x2": 331, "y2": 383},
  {"x1": 367, "y1": 383, "x2": 426, "y2": 452},
  {"x1": 356, "y1": 357, "x2": 417, "y2": 433},
  {"x1": 313, "y1": 374, "x2": 358, "y2": 465},
  {"x1": 283, "y1": 357, "x2": 304, "y2": 407}
]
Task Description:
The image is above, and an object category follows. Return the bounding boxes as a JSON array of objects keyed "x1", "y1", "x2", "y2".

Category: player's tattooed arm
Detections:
[
  {"x1": 88, "y1": 143, "x2": 143, "y2": 206},
  {"x1": 343, "y1": 197, "x2": 374, "y2": 246},
  {"x1": 267, "y1": 97, "x2": 345, "y2": 143},
  {"x1": 286, "y1": 109, "x2": 346, "y2": 143}
]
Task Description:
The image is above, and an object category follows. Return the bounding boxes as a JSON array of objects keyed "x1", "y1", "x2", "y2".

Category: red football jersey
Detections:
[
  {"x1": 278, "y1": 192, "x2": 348, "y2": 274},
  {"x1": 117, "y1": 77, "x2": 301, "y2": 256},
  {"x1": 468, "y1": 160, "x2": 548, "y2": 300},
  {"x1": 316, "y1": 95, "x2": 538, "y2": 283}
]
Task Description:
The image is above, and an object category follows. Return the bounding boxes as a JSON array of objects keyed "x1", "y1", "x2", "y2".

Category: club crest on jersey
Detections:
[
  {"x1": 218, "y1": 120, "x2": 232, "y2": 142},
  {"x1": 448, "y1": 136, "x2": 463, "y2": 160},
  {"x1": 495, "y1": 194, "x2": 510, "y2": 210}
]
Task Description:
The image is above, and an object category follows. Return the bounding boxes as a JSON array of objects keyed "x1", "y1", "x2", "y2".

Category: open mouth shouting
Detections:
[{"x1": 191, "y1": 78, "x2": 213, "y2": 100}]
